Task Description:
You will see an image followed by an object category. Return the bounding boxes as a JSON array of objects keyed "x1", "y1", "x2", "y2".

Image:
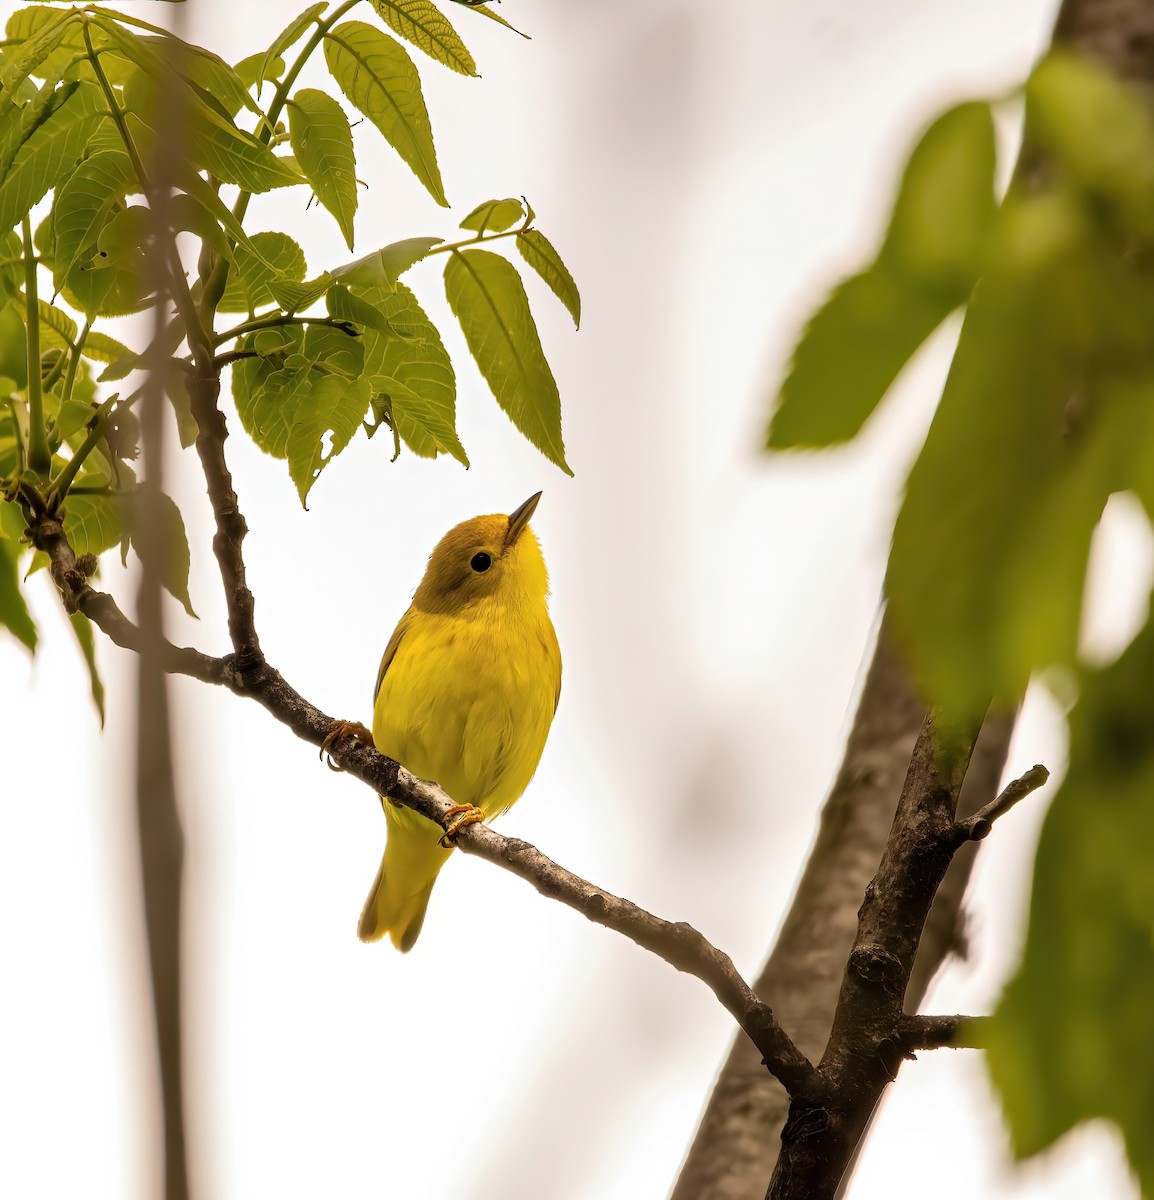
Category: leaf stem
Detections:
[
  {"x1": 22, "y1": 219, "x2": 50, "y2": 476},
  {"x1": 60, "y1": 319, "x2": 91, "y2": 412},
  {"x1": 212, "y1": 311, "x2": 358, "y2": 346}
]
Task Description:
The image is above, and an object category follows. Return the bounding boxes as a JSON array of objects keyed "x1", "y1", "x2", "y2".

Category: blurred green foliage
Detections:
[{"x1": 769, "y1": 48, "x2": 1154, "y2": 1192}]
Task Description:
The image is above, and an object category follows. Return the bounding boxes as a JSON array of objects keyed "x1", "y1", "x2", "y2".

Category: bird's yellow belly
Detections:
[{"x1": 373, "y1": 611, "x2": 556, "y2": 817}]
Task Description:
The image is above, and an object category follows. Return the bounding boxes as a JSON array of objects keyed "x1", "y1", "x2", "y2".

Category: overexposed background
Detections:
[{"x1": 1, "y1": 1, "x2": 1145, "y2": 1197}]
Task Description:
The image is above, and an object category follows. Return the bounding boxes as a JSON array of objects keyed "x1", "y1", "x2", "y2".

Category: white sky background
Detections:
[{"x1": 1, "y1": 1, "x2": 1149, "y2": 1198}]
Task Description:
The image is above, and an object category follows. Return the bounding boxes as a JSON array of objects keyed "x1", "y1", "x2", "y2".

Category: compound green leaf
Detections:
[
  {"x1": 324, "y1": 20, "x2": 447, "y2": 206},
  {"x1": 288, "y1": 88, "x2": 358, "y2": 250},
  {"x1": 516, "y1": 228, "x2": 580, "y2": 327},
  {"x1": 370, "y1": 0, "x2": 477, "y2": 77},
  {"x1": 444, "y1": 247, "x2": 569, "y2": 472}
]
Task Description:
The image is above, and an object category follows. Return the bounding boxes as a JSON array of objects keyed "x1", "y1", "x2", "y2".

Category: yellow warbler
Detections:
[{"x1": 358, "y1": 492, "x2": 562, "y2": 950}]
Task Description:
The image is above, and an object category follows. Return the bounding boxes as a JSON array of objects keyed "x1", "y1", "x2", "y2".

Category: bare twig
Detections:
[
  {"x1": 896, "y1": 1013, "x2": 989, "y2": 1053},
  {"x1": 954, "y1": 764, "x2": 1049, "y2": 842}
]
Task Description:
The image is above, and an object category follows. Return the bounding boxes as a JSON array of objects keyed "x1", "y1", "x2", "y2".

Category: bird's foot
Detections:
[
  {"x1": 320, "y1": 720, "x2": 375, "y2": 772},
  {"x1": 438, "y1": 804, "x2": 486, "y2": 847}
]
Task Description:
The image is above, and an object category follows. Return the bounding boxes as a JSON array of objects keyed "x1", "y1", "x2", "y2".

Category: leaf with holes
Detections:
[
  {"x1": 50, "y1": 149, "x2": 135, "y2": 288},
  {"x1": 324, "y1": 21, "x2": 447, "y2": 206},
  {"x1": 444, "y1": 247, "x2": 568, "y2": 472},
  {"x1": 288, "y1": 88, "x2": 358, "y2": 250},
  {"x1": 370, "y1": 0, "x2": 476, "y2": 76},
  {"x1": 355, "y1": 280, "x2": 465, "y2": 463}
]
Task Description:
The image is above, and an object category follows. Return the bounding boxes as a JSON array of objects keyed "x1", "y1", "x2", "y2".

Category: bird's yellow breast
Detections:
[{"x1": 373, "y1": 602, "x2": 560, "y2": 817}]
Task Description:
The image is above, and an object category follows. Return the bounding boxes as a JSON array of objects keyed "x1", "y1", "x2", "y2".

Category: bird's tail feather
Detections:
[{"x1": 358, "y1": 803, "x2": 451, "y2": 952}]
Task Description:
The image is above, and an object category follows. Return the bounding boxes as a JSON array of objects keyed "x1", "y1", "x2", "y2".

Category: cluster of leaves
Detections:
[
  {"x1": 0, "y1": 0, "x2": 579, "y2": 686},
  {"x1": 768, "y1": 51, "x2": 1154, "y2": 1192}
]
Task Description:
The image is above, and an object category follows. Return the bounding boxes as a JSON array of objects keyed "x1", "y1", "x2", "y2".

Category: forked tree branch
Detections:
[{"x1": 29, "y1": 504, "x2": 816, "y2": 1094}]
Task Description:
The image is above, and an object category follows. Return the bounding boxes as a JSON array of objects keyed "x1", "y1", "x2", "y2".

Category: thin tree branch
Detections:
[
  {"x1": 954, "y1": 763, "x2": 1050, "y2": 842},
  {"x1": 896, "y1": 1013, "x2": 989, "y2": 1053}
]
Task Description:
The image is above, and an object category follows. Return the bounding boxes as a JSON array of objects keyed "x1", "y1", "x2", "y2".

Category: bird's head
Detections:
[{"x1": 413, "y1": 492, "x2": 550, "y2": 615}]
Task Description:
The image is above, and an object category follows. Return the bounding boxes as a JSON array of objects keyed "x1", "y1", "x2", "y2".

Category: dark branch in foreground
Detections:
[
  {"x1": 30, "y1": 510, "x2": 814, "y2": 1095},
  {"x1": 766, "y1": 715, "x2": 1049, "y2": 1200}
]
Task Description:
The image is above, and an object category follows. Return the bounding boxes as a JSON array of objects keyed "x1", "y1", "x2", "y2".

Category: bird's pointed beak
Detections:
[{"x1": 505, "y1": 491, "x2": 542, "y2": 546}]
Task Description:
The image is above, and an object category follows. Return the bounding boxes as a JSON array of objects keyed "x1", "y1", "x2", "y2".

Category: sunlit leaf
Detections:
[
  {"x1": 371, "y1": 0, "x2": 477, "y2": 77},
  {"x1": 288, "y1": 88, "x2": 358, "y2": 250},
  {"x1": 450, "y1": 1, "x2": 529, "y2": 40},
  {"x1": 444, "y1": 247, "x2": 569, "y2": 472},
  {"x1": 127, "y1": 490, "x2": 195, "y2": 618},
  {"x1": 355, "y1": 280, "x2": 464, "y2": 462},
  {"x1": 260, "y1": 3, "x2": 326, "y2": 90},
  {"x1": 50, "y1": 149, "x2": 135, "y2": 288},
  {"x1": 0, "y1": 80, "x2": 104, "y2": 234},
  {"x1": 219, "y1": 231, "x2": 307, "y2": 313},
  {"x1": 324, "y1": 20, "x2": 447, "y2": 206},
  {"x1": 516, "y1": 228, "x2": 580, "y2": 328},
  {"x1": 334, "y1": 235, "x2": 443, "y2": 286},
  {"x1": 460, "y1": 196, "x2": 522, "y2": 233}
]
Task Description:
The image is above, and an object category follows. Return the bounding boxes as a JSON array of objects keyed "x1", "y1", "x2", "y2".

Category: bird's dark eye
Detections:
[{"x1": 471, "y1": 552, "x2": 492, "y2": 573}]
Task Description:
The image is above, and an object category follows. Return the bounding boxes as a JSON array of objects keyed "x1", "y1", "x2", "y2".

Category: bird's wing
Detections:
[{"x1": 373, "y1": 610, "x2": 412, "y2": 704}]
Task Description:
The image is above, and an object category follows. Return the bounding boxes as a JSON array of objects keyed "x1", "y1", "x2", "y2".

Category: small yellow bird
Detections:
[{"x1": 358, "y1": 492, "x2": 561, "y2": 950}]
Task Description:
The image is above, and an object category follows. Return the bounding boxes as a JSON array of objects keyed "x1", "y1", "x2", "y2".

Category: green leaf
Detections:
[
  {"x1": 0, "y1": 80, "x2": 104, "y2": 234},
  {"x1": 444, "y1": 247, "x2": 569, "y2": 472},
  {"x1": 59, "y1": 490, "x2": 123, "y2": 558},
  {"x1": 987, "y1": 619, "x2": 1154, "y2": 1195},
  {"x1": 370, "y1": 0, "x2": 477, "y2": 77},
  {"x1": 0, "y1": 534, "x2": 37, "y2": 653},
  {"x1": 260, "y1": 3, "x2": 326, "y2": 90},
  {"x1": 886, "y1": 201, "x2": 1154, "y2": 719},
  {"x1": 334, "y1": 235, "x2": 443, "y2": 286},
  {"x1": 128, "y1": 491, "x2": 195, "y2": 618},
  {"x1": 879, "y1": 101, "x2": 998, "y2": 292},
  {"x1": 0, "y1": 7, "x2": 77, "y2": 99},
  {"x1": 266, "y1": 272, "x2": 333, "y2": 313},
  {"x1": 53, "y1": 201, "x2": 152, "y2": 318},
  {"x1": 770, "y1": 265, "x2": 953, "y2": 447},
  {"x1": 450, "y1": 1, "x2": 529, "y2": 40},
  {"x1": 219, "y1": 231, "x2": 307, "y2": 313},
  {"x1": 233, "y1": 327, "x2": 371, "y2": 504},
  {"x1": 324, "y1": 21, "x2": 447, "y2": 207},
  {"x1": 69, "y1": 611, "x2": 104, "y2": 723},
  {"x1": 326, "y1": 282, "x2": 394, "y2": 335},
  {"x1": 50, "y1": 149, "x2": 135, "y2": 288},
  {"x1": 287, "y1": 88, "x2": 358, "y2": 250},
  {"x1": 769, "y1": 102, "x2": 997, "y2": 450},
  {"x1": 355, "y1": 280, "x2": 465, "y2": 462},
  {"x1": 1027, "y1": 50, "x2": 1154, "y2": 243},
  {"x1": 516, "y1": 228, "x2": 580, "y2": 328},
  {"x1": 460, "y1": 196, "x2": 523, "y2": 233},
  {"x1": 82, "y1": 329, "x2": 131, "y2": 366},
  {"x1": 102, "y1": 24, "x2": 300, "y2": 193}
]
